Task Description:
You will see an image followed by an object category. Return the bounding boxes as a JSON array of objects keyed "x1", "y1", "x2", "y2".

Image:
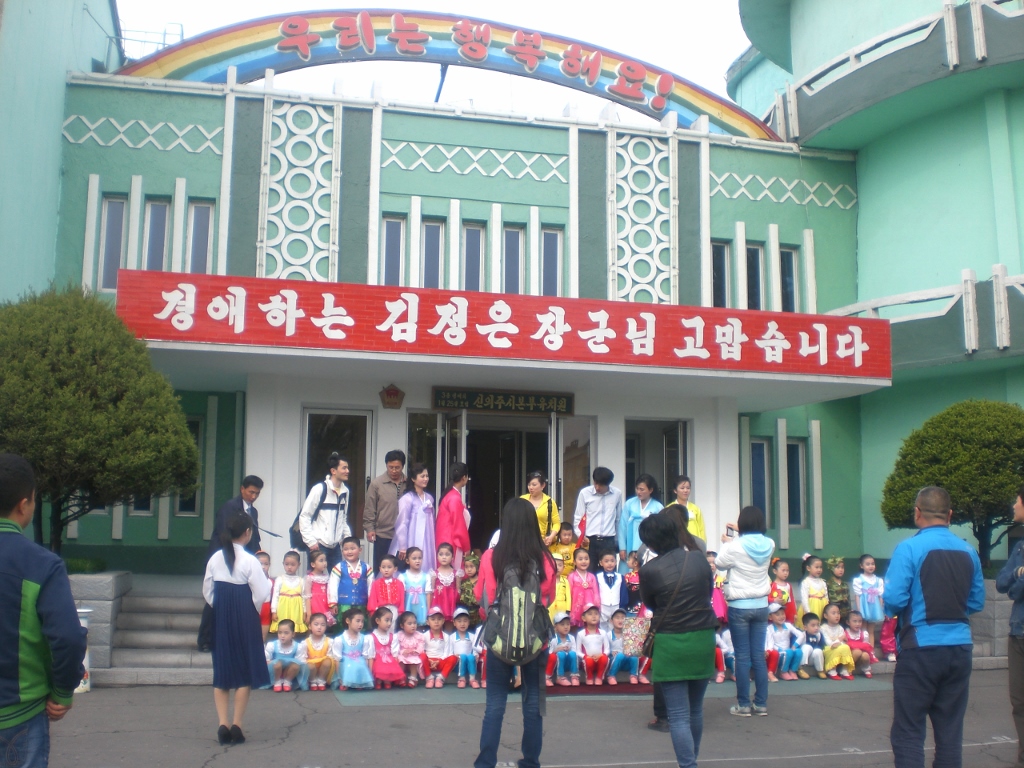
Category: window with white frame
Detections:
[
  {"x1": 712, "y1": 241, "x2": 729, "y2": 308},
  {"x1": 746, "y1": 245, "x2": 764, "y2": 310},
  {"x1": 175, "y1": 418, "x2": 203, "y2": 517},
  {"x1": 780, "y1": 248, "x2": 799, "y2": 313},
  {"x1": 382, "y1": 217, "x2": 405, "y2": 286},
  {"x1": 143, "y1": 200, "x2": 170, "y2": 272},
  {"x1": 786, "y1": 440, "x2": 806, "y2": 527},
  {"x1": 422, "y1": 220, "x2": 443, "y2": 289},
  {"x1": 99, "y1": 196, "x2": 127, "y2": 290},
  {"x1": 463, "y1": 224, "x2": 484, "y2": 292},
  {"x1": 750, "y1": 438, "x2": 771, "y2": 526},
  {"x1": 541, "y1": 229, "x2": 561, "y2": 297},
  {"x1": 129, "y1": 494, "x2": 154, "y2": 517},
  {"x1": 503, "y1": 227, "x2": 524, "y2": 294},
  {"x1": 186, "y1": 202, "x2": 214, "y2": 275}
]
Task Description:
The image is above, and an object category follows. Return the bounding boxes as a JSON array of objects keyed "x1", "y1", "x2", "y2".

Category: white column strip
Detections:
[
  {"x1": 768, "y1": 223, "x2": 782, "y2": 312},
  {"x1": 171, "y1": 177, "x2": 187, "y2": 272},
  {"x1": 202, "y1": 395, "x2": 219, "y2": 540},
  {"x1": 157, "y1": 495, "x2": 170, "y2": 540},
  {"x1": 698, "y1": 116, "x2": 712, "y2": 306},
  {"x1": 489, "y1": 203, "x2": 502, "y2": 293},
  {"x1": 734, "y1": 221, "x2": 748, "y2": 310},
  {"x1": 568, "y1": 125, "x2": 580, "y2": 298},
  {"x1": 802, "y1": 229, "x2": 817, "y2": 314},
  {"x1": 606, "y1": 129, "x2": 617, "y2": 300},
  {"x1": 739, "y1": 416, "x2": 751, "y2": 508},
  {"x1": 776, "y1": 418, "x2": 789, "y2": 550},
  {"x1": 255, "y1": 74, "x2": 274, "y2": 278},
  {"x1": 111, "y1": 503, "x2": 124, "y2": 541},
  {"x1": 367, "y1": 103, "x2": 383, "y2": 285},
  {"x1": 669, "y1": 135, "x2": 680, "y2": 304},
  {"x1": 447, "y1": 199, "x2": 461, "y2": 290},
  {"x1": 329, "y1": 103, "x2": 343, "y2": 281},
  {"x1": 216, "y1": 66, "x2": 237, "y2": 276},
  {"x1": 529, "y1": 205, "x2": 540, "y2": 295},
  {"x1": 125, "y1": 175, "x2": 143, "y2": 271},
  {"x1": 82, "y1": 174, "x2": 100, "y2": 289},
  {"x1": 809, "y1": 419, "x2": 824, "y2": 550},
  {"x1": 408, "y1": 196, "x2": 422, "y2": 287},
  {"x1": 66, "y1": 519, "x2": 79, "y2": 540}
]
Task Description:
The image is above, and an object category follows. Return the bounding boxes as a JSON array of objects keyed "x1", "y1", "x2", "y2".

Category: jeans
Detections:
[
  {"x1": 475, "y1": 651, "x2": 546, "y2": 768},
  {"x1": 1009, "y1": 636, "x2": 1024, "y2": 766},
  {"x1": 728, "y1": 605, "x2": 769, "y2": 708},
  {"x1": 0, "y1": 710, "x2": 50, "y2": 768},
  {"x1": 891, "y1": 645, "x2": 972, "y2": 768},
  {"x1": 661, "y1": 679, "x2": 709, "y2": 768}
]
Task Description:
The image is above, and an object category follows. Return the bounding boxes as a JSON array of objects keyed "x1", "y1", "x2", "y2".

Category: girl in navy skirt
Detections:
[{"x1": 203, "y1": 510, "x2": 271, "y2": 745}]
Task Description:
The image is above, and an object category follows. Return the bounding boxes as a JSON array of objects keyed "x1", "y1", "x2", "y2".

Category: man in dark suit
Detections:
[{"x1": 197, "y1": 475, "x2": 264, "y2": 651}]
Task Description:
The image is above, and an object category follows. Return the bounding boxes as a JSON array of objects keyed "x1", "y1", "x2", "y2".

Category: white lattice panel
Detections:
[
  {"x1": 711, "y1": 172, "x2": 857, "y2": 209},
  {"x1": 382, "y1": 141, "x2": 567, "y2": 182},
  {"x1": 62, "y1": 116, "x2": 222, "y2": 154}
]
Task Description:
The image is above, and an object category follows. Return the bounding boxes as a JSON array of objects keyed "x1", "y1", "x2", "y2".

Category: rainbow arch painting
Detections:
[{"x1": 118, "y1": 9, "x2": 779, "y2": 141}]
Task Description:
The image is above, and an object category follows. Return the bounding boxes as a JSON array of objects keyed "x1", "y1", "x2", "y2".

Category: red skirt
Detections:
[{"x1": 260, "y1": 600, "x2": 271, "y2": 626}]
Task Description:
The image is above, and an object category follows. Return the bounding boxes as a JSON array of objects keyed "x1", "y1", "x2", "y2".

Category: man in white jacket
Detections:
[
  {"x1": 299, "y1": 452, "x2": 351, "y2": 571},
  {"x1": 714, "y1": 506, "x2": 775, "y2": 718}
]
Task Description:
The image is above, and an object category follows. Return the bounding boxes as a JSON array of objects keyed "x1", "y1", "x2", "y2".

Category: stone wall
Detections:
[
  {"x1": 71, "y1": 572, "x2": 132, "y2": 669},
  {"x1": 971, "y1": 580, "x2": 1012, "y2": 661}
]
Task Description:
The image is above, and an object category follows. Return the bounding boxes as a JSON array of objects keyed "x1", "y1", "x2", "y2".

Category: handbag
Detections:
[
  {"x1": 622, "y1": 614, "x2": 650, "y2": 657},
  {"x1": 640, "y1": 553, "x2": 691, "y2": 658}
]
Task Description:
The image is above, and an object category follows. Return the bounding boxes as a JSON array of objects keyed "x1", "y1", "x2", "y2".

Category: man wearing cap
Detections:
[
  {"x1": 451, "y1": 606, "x2": 481, "y2": 688},
  {"x1": 422, "y1": 605, "x2": 457, "y2": 688}
]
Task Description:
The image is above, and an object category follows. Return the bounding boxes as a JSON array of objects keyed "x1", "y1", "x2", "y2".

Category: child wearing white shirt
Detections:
[{"x1": 545, "y1": 612, "x2": 580, "y2": 687}]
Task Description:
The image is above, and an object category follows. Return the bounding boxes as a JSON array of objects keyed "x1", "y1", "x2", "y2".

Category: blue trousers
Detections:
[
  {"x1": 554, "y1": 651, "x2": 578, "y2": 677},
  {"x1": 0, "y1": 710, "x2": 50, "y2": 768},
  {"x1": 728, "y1": 606, "x2": 769, "y2": 708},
  {"x1": 661, "y1": 678, "x2": 709, "y2": 768},
  {"x1": 458, "y1": 654, "x2": 478, "y2": 678},
  {"x1": 475, "y1": 651, "x2": 546, "y2": 768},
  {"x1": 608, "y1": 652, "x2": 639, "y2": 677},
  {"x1": 776, "y1": 649, "x2": 802, "y2": 673}
]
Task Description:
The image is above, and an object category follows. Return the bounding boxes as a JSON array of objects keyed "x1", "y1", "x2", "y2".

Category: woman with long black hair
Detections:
[
  {"x1": 390, "y1": 462, "x2": 437, "y2": 572},
  {"x1": 474, "y1": 498, "x2": 557, "y2": 768},
  {"x1": 435, "y1": 462, "x2": 471, "y2": 570},
  {"x1": 202, "y1": 510, "x2": 271, "y2": 745}
]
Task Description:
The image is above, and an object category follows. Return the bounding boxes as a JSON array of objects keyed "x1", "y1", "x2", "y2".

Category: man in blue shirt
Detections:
[{"x1": 885, "y1": 486, "x2": 985, "y2": 768}]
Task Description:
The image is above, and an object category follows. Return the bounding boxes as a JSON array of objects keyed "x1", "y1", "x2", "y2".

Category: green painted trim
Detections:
[
  {"x1": 985, "y1": 90, "x2": 1022, "y2": 273},
  {"x1": 577, "y1": 130, "x2": 607, "y2": 299},
  {"x1": 677, "y1": 141, "x2": 701, "y2": 306},
  {"x1": 340, "y1": 107, "x2": 372, "y2": 284},
  {"x1": 61, "y1": 544, "x2": 209, "y2": 574},
  {"x1": 226, "y1": 97, "x2": 264, "y2": 276}
]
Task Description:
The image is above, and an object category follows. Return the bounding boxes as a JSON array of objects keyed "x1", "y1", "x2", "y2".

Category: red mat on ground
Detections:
[{"x1": 546, "y1": 682, "x2": 653, "y2": 696}]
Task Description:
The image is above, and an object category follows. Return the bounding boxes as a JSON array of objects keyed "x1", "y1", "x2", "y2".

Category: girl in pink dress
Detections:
[
  {"x1": 435, "y1": 463, "x2": 471, "y2": 570},
  {"x1": 368, "y1": 606, "x2": 405, "y2": 689},
  {"x1": 432, "y1": 543, "x2": 463, "y2": 623},
  {"x1": 395, "y1": 611, "x2": 426, "y2": 687},
  {"x1": 568, "y1": 549, "x2": 600, "y2": 629},
  {"x1": 304, "y1": 551, "x2": 334, "y2": 627}
]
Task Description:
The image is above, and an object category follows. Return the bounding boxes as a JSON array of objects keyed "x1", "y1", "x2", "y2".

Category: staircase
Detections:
[{"x1": 92, "y1": 575, "x2": 213, "y2": 686}]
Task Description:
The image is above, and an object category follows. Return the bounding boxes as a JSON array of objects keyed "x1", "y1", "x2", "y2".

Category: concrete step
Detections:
[
  {"x1": 120, "y1": 595, "x2": 205, "y2": 614},
  {"x1": 91, "y1": 667, "x2": 212, "y2": 687},
  {"x1": 111, "y1": 648, "x2": 213, "y2": 668},
  {"x1": 113, "y1": 629, "x2": 196, "y2": 649},
  {"x1": 117, "y1": 612, "x2": 201, "y2": 631}
]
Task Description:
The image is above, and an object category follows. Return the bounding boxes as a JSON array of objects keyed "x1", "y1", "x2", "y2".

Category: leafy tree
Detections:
[
  {"x1": 881, "y1": 399, "x2": 1024, "y2": 566},
  {"x1": 0, "y1": 287, "x2": 198, "y2": 554}
]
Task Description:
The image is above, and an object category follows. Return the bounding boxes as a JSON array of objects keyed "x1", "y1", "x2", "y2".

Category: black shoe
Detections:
[
  {"x1": 217, "y1": 725, "x2": 231, "y2": 745},
  {"x1": 647, "y1": 717, "x2": 670, "y2": 733},
  {"x1": 229, "y1": 725, "x2": 245, "y2": 744}
]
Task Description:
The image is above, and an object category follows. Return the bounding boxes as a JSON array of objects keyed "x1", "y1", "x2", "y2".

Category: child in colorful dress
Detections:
[
  {"x1": 606, "y1": 608, "x2": 640, "y2": 685},
  {"x1": 367, "y1": 554, "x2": 405, "y2": 625},
  {"x1": 451, "y1": 607, "x2": 480, "y2": 688},
  {"x1": 597, "y1": 551, "x2": 627, "y2": 630},
  {"x1": 844, "y1": 610, "x2": 878, "y2": 677},
  {"x1": 821, "y1": 603, "x2": 855, "y2": 680},
  {"x1": 303, "y1": 613, "x2": 336, "y2": 690},
  {"x1": 400, "y1": 547, "x2": 432, "y2": 627},
  {"x1": 549, "y1": 523, "x2": 576, "y2": 578},
  {"x1": 433, "y1": 543, "x2": 462, "y2": 623},
  {"x1": 395, "y1": 611, "x2": 425, "y2": 687},
  {"x1": 545, "y1": 612, "x2": 579, "y2": 687},
  {"x1": 798, "y1": 554, "x2": 827, "y2": 630},
  {"x1": 265, "y1": 619, "x2": 308, "y2": 692},
  {"x1": 765, "y1": 602, "x2": 804, "y2": 681},
  {"x1": 422, "y1": 606, "x2": 457, "y2": 688},
  {"x1": 256, "y1": 551, "x2": 273, "y2": 642},
  {"x1": 547, "y1": 554, "x2": 572, "y2": 622},
  {"x1": 577, "y1": 603, "x2": 610, "y2": 685},
  {"x1": 328, "y1": 537, "x2": 370, "y2": 621},
  {"x1": 458, "y1": 552, "x2": 482, "y2": 627},
  {"x1": 332, "y1": 607, "x2": 373, "y2": 690},
  {"x1": 769, "y1": 558, "x2": 797, "y2": 625},
  {"x1": 850, "y1": 553, "x2": 885, "y2": 648},
  {"x1": 707, "y1": 551, "x2": 728, "y2": 623},
  {"x1": 304, "y1": 551, "x2": 334, "y2": 628},
  {"x1": 623, "y1": 552, "x2": 643, "y2": 616},
  {"x1": 826, "y1": 556, "x2": 851, "y2": 622},
  {"x1": 367, "y1": 606, "x2": 404, "y2": 689},
  {"x1": 270, "y1": 551, "x2": 307, "y2": 634},
  {"x1": 568, "y1": 549, "x2": 600, "y2": 629},
  {"x1": 798, "y1": 612, "x2": 826, "y2": 679},
  {"x1": 714, "y1": 625, "x2": 734, "y2": 684}
]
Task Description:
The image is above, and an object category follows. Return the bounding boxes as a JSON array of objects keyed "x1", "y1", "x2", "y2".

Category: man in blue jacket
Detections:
[
  {"x1": 0, "y1": 454, "x2": 88, "y2": 768},
  {"x1": 885, "y1": 485, "x2": 985, "y2": 768}
]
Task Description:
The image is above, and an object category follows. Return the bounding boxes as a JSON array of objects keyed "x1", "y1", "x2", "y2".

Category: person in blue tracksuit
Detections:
[{"x1": 885, "y1": 486, "x2": 985, "y2": 768}]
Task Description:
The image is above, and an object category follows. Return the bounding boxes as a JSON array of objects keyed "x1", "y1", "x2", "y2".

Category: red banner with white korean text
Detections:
[{"x1": 114, "y1": 270, "x2": 891, "y2": 380}]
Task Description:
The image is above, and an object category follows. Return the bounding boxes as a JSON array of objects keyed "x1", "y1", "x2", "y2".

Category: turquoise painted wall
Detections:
[
  {"x1": 729, "y1": 54, "x2": 793, "y2": 119},
  {"x1": 0, "y1": 0, "x2": 119, "y2": 301}
]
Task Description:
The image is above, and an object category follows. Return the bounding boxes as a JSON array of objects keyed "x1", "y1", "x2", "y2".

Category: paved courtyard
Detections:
[{"x1": 52, "y1": 670, "x2": 1019, "y2": 767}]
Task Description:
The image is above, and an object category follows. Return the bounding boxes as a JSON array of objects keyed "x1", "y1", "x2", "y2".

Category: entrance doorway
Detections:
[
  {"x1": 624, "y1": 419, "x2": 688, "y2": 504},
  {"x1": 303, "y1": 410, "x2": 372, "y2": 537}
]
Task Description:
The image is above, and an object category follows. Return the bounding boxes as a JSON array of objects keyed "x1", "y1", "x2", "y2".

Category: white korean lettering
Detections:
[
  {"x1": 475, "y1": 300, "x2": 519, "y2": 349},
  {"x1": 154, "y1": 283, "x2": 197, "y2": 332},
  {"x1": 754, "y1": 321, "x2": 792, "y2": 364},
  {"x1": 577, "y1": 309, "x2": 616, "y2": 353},
  {"x1": 530, "y1": 306, "x2": 572, "y2": 351},
  {"x1": 206, "y1": 287, "x2": 246, "y2": 334},
  {"x1": 310, "y1": 293, "x2": 356, "y2": 340},
  {"x1": 427, "y1": 297, "x2": 469, "y2": 346},
  {"x1": 714, "y1": 318, "x2": 749, "y2": 361},
  {"x1": 375, "y1": 292, "x2": 420, "y2": 343},
  {"x1": 799, "y1": 322, "x2": 829, "y2": 366},
  {"x1": 625, "y1": 313, "x2": 656, "y2": 356},
  {"x1": 836, "y1": 325, "x2": 869, "y2": 368},
  {"x1": 258, "y1": 289, "x2": 306, "y2": 337},
  {"x1": 673, "y1": 317, "x2": 711, "y2": 359}
]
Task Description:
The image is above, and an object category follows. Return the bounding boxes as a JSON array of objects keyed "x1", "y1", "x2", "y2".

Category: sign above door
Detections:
[{"x1": 433, "y1": 387, "x2": 573, "y2": 416}]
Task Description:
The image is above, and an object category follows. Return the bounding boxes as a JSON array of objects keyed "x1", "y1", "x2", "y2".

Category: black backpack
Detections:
[
  {"x1": 289, "y1": 483, "x2": 328, "y2": 551},
  {"x1": 482, "y1": 561, "x2": 553, "y2": 666}
]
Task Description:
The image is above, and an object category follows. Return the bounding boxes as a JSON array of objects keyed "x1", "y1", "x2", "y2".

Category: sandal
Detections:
[
  {"x1": 434, "y1": 675, "x2": 445, "y2": 688},
  {"x1": 425, "y1": 676, "x2": 435, "y2": 689},
  {"x1": 459, "y1": 678, "x2": 468, "y2": 688},
  {"x1": 630, "y1": 675, "x2": 639, "y2": 685},
  {"x1": 470, "y1": 679, "x2": 480, "y2": 688}
]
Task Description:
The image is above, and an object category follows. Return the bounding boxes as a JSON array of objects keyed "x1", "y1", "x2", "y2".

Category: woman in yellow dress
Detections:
[{"x1": 521, "y1": 471, "x2": 560, "y2": 547}]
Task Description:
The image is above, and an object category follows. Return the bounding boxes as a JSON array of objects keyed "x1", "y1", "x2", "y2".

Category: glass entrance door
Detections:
[
  {"x1": 554, "y1": 415, "x2": 593, "y2": 524},
  {"x1": 303, "y1": 410, "x2": 372, "y2": 537}
]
